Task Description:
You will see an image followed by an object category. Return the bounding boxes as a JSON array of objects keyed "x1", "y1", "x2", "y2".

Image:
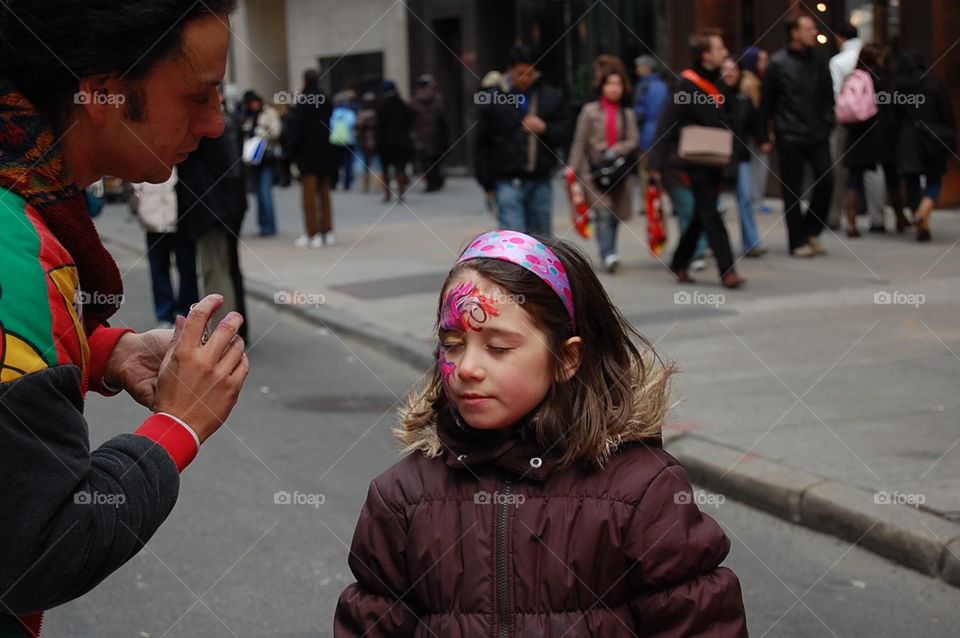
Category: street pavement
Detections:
[{"x1": 45, "y1": 247, "x2": 960, "y2": 637}]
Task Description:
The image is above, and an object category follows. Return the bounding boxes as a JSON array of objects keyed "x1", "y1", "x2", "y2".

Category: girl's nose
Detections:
[{"x1": 457, "y1": 347, "x2": 485, "y2": 381}]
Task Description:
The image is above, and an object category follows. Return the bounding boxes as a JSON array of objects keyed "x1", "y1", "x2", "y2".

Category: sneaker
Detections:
[
  {"x1": 791, "y1": 244, "x2": 815, "y2": 258},
  {"x1": 294, "y1": 234, "x2": 310, "y2": 249},
  {"x1": 603, "y1": 254, "x2": 620, "y2": 273},
  {"x1": 690, "y1": 258, "x2": 707, "y2": 271},
  {"x1": 309, "y1": 234, "x2": 324, "y2": 248},
  {"x1": 807, "y1": 236, "x2": 827, "y2": 255},
  {"x1": 759, "y1": 203, "x2": 773, "y2": 214},
  {"x1": 869, "y1": 224, "x2": 887, "y2": 234},
  {"x1": 324, "y1": 231, "x2": 337, "y2": 246},
  {"x1": 671, "y1": 269, "x2": 696, "y2": 284},
  {"x1": 721, "y1": 272, "x2": 746, "y2": 289},
  {"x1": 744, "y1": 246, "x2": 768, "y2": 258}
]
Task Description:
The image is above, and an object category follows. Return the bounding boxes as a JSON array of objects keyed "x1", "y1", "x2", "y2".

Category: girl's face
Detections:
[
  {"x1": 601, "y1": 74, "x2": 624, "y2": 103},
  {"x1": 438, "y1": 273, "x2": 569, "y2": 430}
]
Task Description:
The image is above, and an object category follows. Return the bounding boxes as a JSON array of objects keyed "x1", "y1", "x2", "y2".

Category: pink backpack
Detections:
[{"x1": 836, "y1": 69, "x2": 878, "y2": 124}]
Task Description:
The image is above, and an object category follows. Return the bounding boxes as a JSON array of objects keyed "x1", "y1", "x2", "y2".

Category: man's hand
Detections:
[
  {"x1": 104, "y1": 329, "x2": 173, "y2": 408},
  {"x1": 522, "y1": 114, "x2": 546, "y2": 135},
  {"x1": 760, "y1": 142, "x2": 773, "y2": 154},
  {"x1": 153, "y1": 295, "x2": 249, "y2": 443},
  {"x1": 649, "y1": 170, "x2": 662, "y2": 183}
]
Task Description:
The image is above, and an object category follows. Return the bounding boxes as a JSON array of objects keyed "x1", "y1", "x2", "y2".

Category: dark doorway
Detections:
[{"x1": 433, "y1": 17, "x2": 465, "y2": 167}]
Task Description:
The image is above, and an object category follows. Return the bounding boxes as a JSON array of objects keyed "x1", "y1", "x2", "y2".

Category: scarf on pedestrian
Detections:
[
  {"x1": 601, "y1": 96, "x2": 620, "y2": 148},
  {"x1": 0, "y1": 78, "x2": 124, "y2": 333}
]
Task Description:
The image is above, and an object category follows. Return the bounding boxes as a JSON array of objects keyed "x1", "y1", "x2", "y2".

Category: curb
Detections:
[
  {"x1": 665, "y1": 434, "x2": 960, "y2": 589},
  {"x1": 101, "y1": 232, "x2": 960, "y2": 588}
]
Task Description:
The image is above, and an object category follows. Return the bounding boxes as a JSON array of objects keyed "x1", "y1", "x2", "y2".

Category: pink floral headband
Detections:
[{"x1": 455, "y1": 230, "x2": 576, "y2": 330}]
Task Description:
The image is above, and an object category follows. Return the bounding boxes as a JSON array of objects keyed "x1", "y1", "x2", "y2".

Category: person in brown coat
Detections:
[
  {"x1": 568, "y1": 67, "x2": 639, "y2": 272},
  {"x1": 335, "y1": 230, "x2": 748, "y2": 637}
]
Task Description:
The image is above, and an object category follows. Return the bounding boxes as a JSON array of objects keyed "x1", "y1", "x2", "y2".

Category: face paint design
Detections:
[
  {"x1": 438, "y1": 281, "x2": 501, "y2": 389},
  {"x1": 440, "y1": 281, "x2": 500, "y2": 333}
]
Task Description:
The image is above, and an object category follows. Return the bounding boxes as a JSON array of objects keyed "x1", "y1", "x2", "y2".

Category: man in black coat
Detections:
[
  {"x1": 178, "y1": 103, "x2": 250, "y2": 340},
  {"x1": 474, "y1": 44, "x2": 571, "y2": 235},
  {"x1": 759, "y1": 14, "x2": 836, "y2": 257},
  {"x1": 285, "y1": 69, "x2": 336, "y2": 247}
]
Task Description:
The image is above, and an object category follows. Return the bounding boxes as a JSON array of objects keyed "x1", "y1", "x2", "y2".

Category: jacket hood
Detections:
[{"x1": 394, "y1": 358, "x2": 671, "y2": 469}]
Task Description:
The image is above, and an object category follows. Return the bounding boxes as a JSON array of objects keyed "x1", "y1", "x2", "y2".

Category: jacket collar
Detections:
[{"x1": 0, "y1": 78, "x2": 124, "y2": 332}]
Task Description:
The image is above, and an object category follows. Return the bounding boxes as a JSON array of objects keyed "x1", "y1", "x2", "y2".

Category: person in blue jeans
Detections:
[
  {"x1": 474, "y1": 44, "x2": 571, "y2": 235},
  {"x1": 241, "y1": 91, "x2": 281, "y2": 236},
  {"x1": 722, "y1": 56, "x2": 768, "y2": 257}
]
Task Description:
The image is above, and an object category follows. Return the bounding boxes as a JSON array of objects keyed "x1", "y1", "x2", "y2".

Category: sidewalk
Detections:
[{"x1": 97, "y1": 176, "x2": 960, "y2": 586}]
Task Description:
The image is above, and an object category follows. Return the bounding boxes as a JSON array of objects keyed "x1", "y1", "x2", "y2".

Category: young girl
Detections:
[{"x1": 335, "y1": 230, "x2": 747, "y2": 637}]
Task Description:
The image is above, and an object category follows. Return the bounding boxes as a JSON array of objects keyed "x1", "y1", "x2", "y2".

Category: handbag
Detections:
[
  {"x1": 676, "y1": 69, "x2": 734, "y2": 167},
  {"x1": 242, "y1": 135, "x2": 268, "y2": 165},
  {"x1": 589, "y1": 108, "x2": 637, "y2": 192}
]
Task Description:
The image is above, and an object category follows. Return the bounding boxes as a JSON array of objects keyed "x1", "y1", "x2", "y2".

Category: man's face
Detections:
[
  {"x1": 702, "y1": 36, "x2": 729, "y2": 70},
  {"x1": 96, "y1": 14, "x2": 229, "y2": 183},
  {"x1": 794, "y1": 16, "x2": 819, "y2": 49},
  {"x1": 510, "y1": 63, "x2": 537, "y2": 93},
  {"x1": 635, "y1": 64, "x2": 652, "y2": 78}
]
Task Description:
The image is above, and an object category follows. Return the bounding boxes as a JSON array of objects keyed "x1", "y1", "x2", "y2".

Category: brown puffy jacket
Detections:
[{"x1": 335, "y1": 390, "x2": 748, "y2": 637}]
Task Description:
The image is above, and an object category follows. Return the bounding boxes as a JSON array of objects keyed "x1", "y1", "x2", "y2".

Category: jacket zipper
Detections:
[{"x1": 496, "y1": 477, "x2": 513, "y2": 638}]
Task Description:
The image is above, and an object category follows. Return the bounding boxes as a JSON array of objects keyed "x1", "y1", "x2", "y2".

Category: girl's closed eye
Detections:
[{"x1": 487, "y1": 345, "x2": 513, "y2": 354}]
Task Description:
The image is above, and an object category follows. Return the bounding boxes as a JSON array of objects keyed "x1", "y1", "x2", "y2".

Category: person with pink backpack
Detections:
[{"x1": 836, "y1": 43, "x2": 889, "y2": 237}]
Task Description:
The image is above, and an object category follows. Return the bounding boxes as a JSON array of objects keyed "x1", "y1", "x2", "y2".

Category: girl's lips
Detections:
[{"x1": 461, "y1": 394, "x2": 492, "y2": 405}]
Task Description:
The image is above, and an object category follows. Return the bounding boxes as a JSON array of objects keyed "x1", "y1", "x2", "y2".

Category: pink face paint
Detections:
[
  {"x1": 439, "y1": 347, "x2": 457, "y2": 389},
  {"x1": 439, "y1": 281, "x2": 500, "y2": 333}
]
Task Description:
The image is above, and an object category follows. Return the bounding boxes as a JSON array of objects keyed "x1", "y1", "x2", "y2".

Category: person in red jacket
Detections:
[
  {"x1": 0, "y1": 1, "x2": 248, "y2": 635},
  {"x1": 335, "y1": 230, "x2": 748, "y2": 637}
]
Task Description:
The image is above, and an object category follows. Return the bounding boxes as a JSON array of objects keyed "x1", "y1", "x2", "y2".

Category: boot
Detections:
[{"x1": 843, "y1": 190, "x2": 860, "y2": 238}]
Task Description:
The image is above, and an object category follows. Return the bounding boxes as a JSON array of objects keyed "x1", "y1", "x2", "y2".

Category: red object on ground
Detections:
[
  {"x1": 646, "y1": 184, "x2": 667, "y2": 256},
  {"x1": 564, "y1": 168, "x2": 593, "y2": 239}
]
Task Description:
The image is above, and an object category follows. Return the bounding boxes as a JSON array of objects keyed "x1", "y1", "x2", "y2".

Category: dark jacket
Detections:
[
  {"x1": 842, "y1": 72, "x2": 891, "y2": 170},
  {"x1": 761, "y1": 46, "x2": 835, "y2": 145},
  {"x1": 376, "y1": 91, "x2": 416, "y2": 162},
  {"x1": 895, "y1": 74, "x2": 957, "y2": 176},
  {"x1": 474, "y1": 75, "x2": 571, "y2": 191},
  {"x1": 335, "y1": 391, "x2": 748, "y2": 637},
  {"x1": 286, "y1": 87, "x2": 335, "y2": 176},
  {"x1": 177, "y1": 110, "x2": 248, "y2": 240},
  {"x1": 648, "y1": 64, "x2": 733, "y2": 174},
  {"x1": 411, "y1": 89, "x2": 449, "y2": 157},
  {"x1": 728, "y1": 89, "x2": 765, "y2": 163}
]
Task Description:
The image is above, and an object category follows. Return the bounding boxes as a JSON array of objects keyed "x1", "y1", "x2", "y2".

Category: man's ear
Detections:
[
  {"x1": 75, "y1": 74, "x2": 126, "y2": 125},
  {"x1": 559, "y1": 336, "x2": 583, "y2": 382}
]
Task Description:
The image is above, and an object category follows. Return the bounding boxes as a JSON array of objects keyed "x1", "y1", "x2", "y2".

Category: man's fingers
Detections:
[
  {"x1": 180, "y1": 294, "x2": 224, "y2": 347},
  {"x1": 205, "y1": 312, "x2": 244, "y2": 354},
  {"x1": 217, "y1": 336, "x2": 246, "y2": 374}
]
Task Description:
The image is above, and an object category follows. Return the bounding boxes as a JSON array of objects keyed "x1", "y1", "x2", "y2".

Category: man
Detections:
[
  {"x1": 475, "y1": 44, "x2": 571, "y2": 235},
  {"x1": 760, "y1": 14, "x2": 836, "y2": 257},
  {"x1": 285, "y1": 69, "x2": 335, "y2": 248},
  {"x1": 828, "y1": 22, "x2": 887, "y2": 232},
  {"x1": 633, "y1": 54, "x2": 669, "y2": 198},
  {"x1": 649, "y1": 29, "x2": 745, "y2": 289},
  {"x1": 240, "y1": 90, "x2": 281, "y2": 235},
  {"x1": 0, "y1": 1, "x2": 249, "y2": 635},
  {"x1": 411, "y1": 74, "x2": 449, "y2": 193}
]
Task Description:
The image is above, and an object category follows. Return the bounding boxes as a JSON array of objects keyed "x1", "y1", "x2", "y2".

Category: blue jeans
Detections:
[
  {"x1": 670, "y1": 185, "x2": 706, "y2": 260},
  {"x1": 252, "y1": 162, "x2": 276, "y2": 235},
  {"x1": 596, "y1": 207, "x2": 618, "y2": 259},
  {"x1": 495, "y1": 178, "x2": 553, "y2": 235},
  {"x1": 737, "y1": 161, "x2": 762, "y2": 252},
  {"x1": 146, "y1": 231, "x2": 199, "y2": 324}
]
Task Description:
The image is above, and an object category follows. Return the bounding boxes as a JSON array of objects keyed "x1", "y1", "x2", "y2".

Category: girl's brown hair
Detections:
[{"x1": 396, "y1": 233, "x2": 675, "y2": 468}]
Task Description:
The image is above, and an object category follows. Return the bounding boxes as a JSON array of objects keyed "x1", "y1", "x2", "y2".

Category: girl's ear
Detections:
[{"x1": 559, "y1": 336, "x2": 583, "y2": 382}]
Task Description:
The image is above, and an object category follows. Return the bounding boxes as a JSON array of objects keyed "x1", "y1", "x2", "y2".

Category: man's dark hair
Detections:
[
  {"x1": 0, "y1": 0, "x2": 238, "y2": 133},
  {"x1": 303, "y1": 69, "x2": 319, "y2": 89},
  {"x1": 689, "y1": 29, "x2": 722, "y2": 66},
  {"x1": 509, "y1": 44, "x2": 539, "y2": 68},
  {"x1": 785, "y1": 14, "x2": 814, "y2": 42},
  {"x1": 837, "y1": 22, "x2": 859, "y2": 41}
]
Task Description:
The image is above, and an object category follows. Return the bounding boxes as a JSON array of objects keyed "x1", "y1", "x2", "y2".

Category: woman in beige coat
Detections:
[{"x1": 567, "y1": 68, "x2": 639, "y2": 272}]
